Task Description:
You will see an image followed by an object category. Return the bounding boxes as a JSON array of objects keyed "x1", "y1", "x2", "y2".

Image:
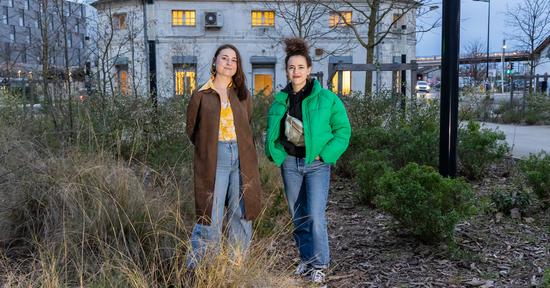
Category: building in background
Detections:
[
  {"x1": 91, "y1": 0, "x2": 418, "y2": 98},
  {"x1": 0, "y1": 0, "x2": 88, "y2": 80}
]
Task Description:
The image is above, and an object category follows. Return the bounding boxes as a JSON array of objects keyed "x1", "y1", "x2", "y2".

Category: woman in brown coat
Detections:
[{"x1": 185, "y1": 44, "x2": 262, "y2": 268}]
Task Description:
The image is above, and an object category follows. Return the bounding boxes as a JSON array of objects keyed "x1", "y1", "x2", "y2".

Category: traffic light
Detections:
[{"x1": 506, "y1": 62, "x2": 514, "y2": 75}]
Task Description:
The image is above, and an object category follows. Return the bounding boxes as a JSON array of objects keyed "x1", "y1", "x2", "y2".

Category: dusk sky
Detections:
[{"x1": 416, "y1": 0, "x2": 525, "y2": 57}]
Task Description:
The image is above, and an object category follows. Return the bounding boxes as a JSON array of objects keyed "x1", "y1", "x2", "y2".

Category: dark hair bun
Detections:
[{"x1": 284, "y1": 38, "x2": 309, "y2": 56}]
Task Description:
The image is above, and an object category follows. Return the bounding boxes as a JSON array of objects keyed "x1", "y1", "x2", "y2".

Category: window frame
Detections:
[
  {"x1": 19, "y1": 9, "x2": 25, "y2": 26},
  {"x1": 9, "y1": 25, "x2": 16, "y2": 43},
  {"x1": 2, "y1": 7, "x2": 8, "y2": 25},
  {"x1": 114, "y1": 13, "x2": 127, "y2": 30},
  {"x1": 116, "y1": 64, "x2": 129, "y2": 96},
  {"x1": 329, "y1": 11, "x2": 352, "y2": 28},
  {"x1": 251, "y1": 10, "x2": 275, "y2": 27},
  {"x1": 173, "y1": 63, "x2": 197, "y2": 96},
  {"x1": 172, "y1": 10, "x2": 196, "y2": 27}
]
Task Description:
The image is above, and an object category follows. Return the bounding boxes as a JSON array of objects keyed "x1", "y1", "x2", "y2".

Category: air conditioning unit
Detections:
[{"x1": 204, "y1": 12, "x2": 223, "y2": 28}]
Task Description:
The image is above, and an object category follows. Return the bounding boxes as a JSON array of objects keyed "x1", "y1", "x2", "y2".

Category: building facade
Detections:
[
  {"x1": 535, "y1": 36, "x2": 550, "y2": 76},
  {"x1": 91, "y1": 0, "x2": 417, "y2": 98},
  {"x1": 0, "y1": 0, "x2": 87, "y2": 77}
]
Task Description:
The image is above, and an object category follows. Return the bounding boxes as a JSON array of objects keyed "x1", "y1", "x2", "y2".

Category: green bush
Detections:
[
  {"x1": 543, "y1": 268, "x2": 550, "y2": 288},
  {"x1": 525, "y1": 93, "x2": 550, "y2": 125},
  {"x1": 489, "y1": 185, "x2": 532, "y2": 215},
  {"x1": 352, "y1": 149, "x2": 392, "y2": 205},
  {"x1": 520, "y1": 152, "x2": 550, "y2": 208},
  {"x1": 374, "y1": 163, "x2": 476, "y2": 243},
  {"x1": 338, "y1": 100, "x2": 440, "y2": 177},
  {"x1": 458, "y1": 121, "x2": 509, "y2": 180}
]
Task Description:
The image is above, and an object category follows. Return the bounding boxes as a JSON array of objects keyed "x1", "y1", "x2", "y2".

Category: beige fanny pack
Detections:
[{"x1": 284, "y1": 113, "x2": 305, "y2": 147}]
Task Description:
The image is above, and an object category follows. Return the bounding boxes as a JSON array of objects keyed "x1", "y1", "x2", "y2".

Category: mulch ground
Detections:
[{"x1": 272, "y1": 161, "x2": 550, "y2": 287}]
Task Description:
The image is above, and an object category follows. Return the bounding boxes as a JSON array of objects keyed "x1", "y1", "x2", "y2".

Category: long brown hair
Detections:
[{"x1": 211, "y1": 44, "x2": 249, "y2": 101}]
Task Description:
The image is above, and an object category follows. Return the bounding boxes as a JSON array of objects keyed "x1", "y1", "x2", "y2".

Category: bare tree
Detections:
[
  {"x1": 464, "y1": 39, "x2": 486, "y2": 85},
  {"x1": 88, "y1": 4, "x2": 146, "y2": 100},
  {"x1": 506, "y1": 0, "x2": 550, "y2": 92},
  {"x1": 262, "y1": 0, "x2": 354, "y2": 59},
  {"x1": 318, "y1": 0, "x2": 439, "y2": 94}
]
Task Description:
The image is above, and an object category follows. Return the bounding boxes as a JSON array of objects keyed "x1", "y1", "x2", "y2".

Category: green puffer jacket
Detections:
[{"x1": 265, "y1": 79, "x2": 351, "y2": 166}]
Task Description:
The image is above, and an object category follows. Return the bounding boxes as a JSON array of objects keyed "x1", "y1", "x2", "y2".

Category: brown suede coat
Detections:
[{"x1": 186, "y1": 86, "x2": 262, "y2": 225}]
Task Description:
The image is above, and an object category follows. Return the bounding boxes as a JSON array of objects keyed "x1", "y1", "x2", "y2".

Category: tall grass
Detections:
[{"x1": 0, "y1": 88, "x2": 297, "y2": 287}]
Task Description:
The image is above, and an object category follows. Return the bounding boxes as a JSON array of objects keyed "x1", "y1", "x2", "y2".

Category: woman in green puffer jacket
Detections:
[{"x1": 264, "y1": 38, "x2": 351, "y2": 284}]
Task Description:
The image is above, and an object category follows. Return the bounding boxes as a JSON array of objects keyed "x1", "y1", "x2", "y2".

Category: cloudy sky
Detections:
[{"x1": 417, "y1": 0, "x2": 525, "y2": 57}]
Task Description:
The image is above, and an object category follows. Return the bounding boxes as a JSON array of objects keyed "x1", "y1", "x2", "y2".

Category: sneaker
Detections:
[
  {"x1": 294, "y1": 262, "x2": 310, "y2": 276},
  {"x1": 309, "y1": 269, "x2": 326, "y2": 283}
]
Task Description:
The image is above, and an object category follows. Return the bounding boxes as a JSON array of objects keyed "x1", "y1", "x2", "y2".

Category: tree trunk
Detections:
[{"x1": 364, "y1": 0, "x2": 379, "y2": 96}]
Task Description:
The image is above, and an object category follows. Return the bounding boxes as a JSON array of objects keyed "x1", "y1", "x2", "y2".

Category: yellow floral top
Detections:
[{"x1": 198, "y1": 78, "x2": 237, "y2": 141}]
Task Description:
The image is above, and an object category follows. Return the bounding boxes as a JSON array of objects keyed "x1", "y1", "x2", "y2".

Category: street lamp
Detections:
[
  {"x1": 473, "y1": 0, "x2": 491, "y2": 91},
  {"x1": 501, "y1": 40, "x2": 506, "y2": 93}
]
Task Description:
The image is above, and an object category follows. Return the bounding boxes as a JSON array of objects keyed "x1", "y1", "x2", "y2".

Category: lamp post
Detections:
[
  {"x1": 439, "y1": 0, "x2": 460, "y2": 177},
  {"x1": 501, "y1": 40, "x2": 506, "y2": 93},
  {"x1": 473, "y1": 0, "x2": 491, "y2": 92}
]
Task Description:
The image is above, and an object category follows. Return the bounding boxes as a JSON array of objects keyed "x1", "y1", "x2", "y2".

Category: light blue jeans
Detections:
[
  {"x1": 281, "y1": 155, "x2": 331, "y2": 269},
  {"x1": 187, "y1": 141, "x2": 252, "y2": 268}
]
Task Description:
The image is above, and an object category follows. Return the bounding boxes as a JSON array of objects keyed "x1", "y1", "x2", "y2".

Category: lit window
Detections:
[
  {"x1": 254, "y1": 74, "x2": 273, "y2": 95},
  {"x1": 251, "y1": 11, "x2": 274, "y2": 27},
  {"x1": 331, "y1": 71, "x2": 352, "y2": 95},
  {"x1": 27, "y1": 27, "x2": 31, "y2": 43},
  {"x1": 8, "y1": 0, "x2": 14, "y2": 8},
  {"x1": 24, "y1": 0, "x2": 30, "y2": 10},
  {"x1": 114, "y1": 13, "x2": 127, "y2": 30},
  {"x1": 116, "y1": 65, "x2": 129, "y2": 95},
  {"x1": 67, "y1": 35, "x2": 72, "y2": 48},
  {"x1": 172, "y1": 10, "x2": 196, "y2": 26},
  {"x1": 174, "y1": 64, "x2": 196, "y2": 96},
  {"x1": 329, "y1": 11, "x2": 352, "y2": 28}
]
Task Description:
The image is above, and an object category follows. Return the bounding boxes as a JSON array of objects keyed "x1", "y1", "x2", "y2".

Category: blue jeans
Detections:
[
  {"x1": 281, "y1": 155, "x2": 331, "y2": 268},
  {"x1": 187, "y1": 141, "x2": 252, "y2": 268}
]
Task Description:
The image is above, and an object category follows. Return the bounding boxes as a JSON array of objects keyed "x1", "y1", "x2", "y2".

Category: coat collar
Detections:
[
  {"x1": 274, "y1": 79, "x2": 322, "y2": 104},
  {"x1": 198, "y1": 76, "x2": 233, "y2": 92}
]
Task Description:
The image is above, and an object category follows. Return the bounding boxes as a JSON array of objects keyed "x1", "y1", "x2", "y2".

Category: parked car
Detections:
[{"x1": 415, "y1": 81, "x2": 431, "y2": 92}]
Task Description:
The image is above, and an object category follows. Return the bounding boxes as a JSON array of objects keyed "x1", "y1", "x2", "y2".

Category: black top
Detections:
[{"x1": 279, "y1": 79, "x2": 314, "y2": 158}]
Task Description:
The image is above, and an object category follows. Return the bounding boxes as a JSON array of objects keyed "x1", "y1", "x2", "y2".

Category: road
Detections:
[{"x1": 479, "y1": 122, "x2": 550, "y2": 158}]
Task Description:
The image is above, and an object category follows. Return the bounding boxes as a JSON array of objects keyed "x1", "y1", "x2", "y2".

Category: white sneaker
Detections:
[
  {"x1": 294, "y1": 262, "x2": 310, "y2": 275},
  {"x1": 309, "y1": 269, "x2": 326, "y2": 283}
]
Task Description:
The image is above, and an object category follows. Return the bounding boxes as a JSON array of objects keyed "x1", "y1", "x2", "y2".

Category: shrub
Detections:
[
  {"x1": 342, "y1": 90, "x2": 396, "y2": 130},
  {"x1": 525, "y1": 93, "x2": 550, "y2": 125},
  {"x1": 489, "y1": 185, "x2": 532, "y2": 215},
  {"x1": 338, "y1": 100, "x2": 440, "y2": 177},
  {"x1": 520, "y1": 152, "x2": 550, "y2": 208},
  {"x1": 352, "y1": 149, "x2": 392, "y2": 205},
  {"x1": 458, "y1": 121, "x2": 509, "y2": 180},
  {"x1": 374, "y1": 163, "x2": 476, "y2": 243},
  {"x1": 543, "y1": 268, "x2": 550, "y2": 288}
]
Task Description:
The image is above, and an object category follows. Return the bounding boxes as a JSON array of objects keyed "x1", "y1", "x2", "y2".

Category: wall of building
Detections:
[
  {"x1": 0, "y1": 0, "x2": 87, "y2": 75},
  {"x1": 94, "y1": 0, "x2": 417, "y2": 98}
]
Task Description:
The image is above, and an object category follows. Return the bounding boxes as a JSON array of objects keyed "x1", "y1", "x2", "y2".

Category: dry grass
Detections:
[{"x1": 0, "y1": 126, "x2": 297, "y2": 287}]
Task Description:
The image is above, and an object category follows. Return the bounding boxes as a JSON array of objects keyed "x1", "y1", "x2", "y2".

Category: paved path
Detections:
[{"x1": 479, "y1": 122, "x2": 550, "y2": 158}]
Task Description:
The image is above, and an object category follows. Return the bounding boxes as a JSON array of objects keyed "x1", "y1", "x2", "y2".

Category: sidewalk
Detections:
[{"x1": 479, "y1": 122, "x2": 550, "y2": 158}]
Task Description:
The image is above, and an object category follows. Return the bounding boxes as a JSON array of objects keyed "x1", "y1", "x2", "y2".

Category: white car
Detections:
[{"x1": 415, "y1": 81, "x2": 431, "y2": 92}]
